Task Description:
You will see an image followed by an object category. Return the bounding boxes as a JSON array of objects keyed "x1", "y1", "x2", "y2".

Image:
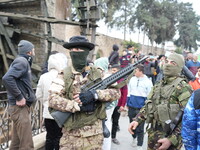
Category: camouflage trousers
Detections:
[
  {"x1": 147, "y1": 129, "x2": 182, "y2": 150},
  {"x1": 60, "y1": 132, "x2": 103, "y2": 150}
]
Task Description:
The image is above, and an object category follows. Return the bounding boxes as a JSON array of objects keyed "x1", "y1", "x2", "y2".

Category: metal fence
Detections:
[{"x1": 0, "y1": 90, "x2": 44, "y2": 150}]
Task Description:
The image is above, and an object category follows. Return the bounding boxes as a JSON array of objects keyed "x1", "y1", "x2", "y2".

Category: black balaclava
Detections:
[{"x1": 70, "y1": 50, "x2": 89, "y2": 72}]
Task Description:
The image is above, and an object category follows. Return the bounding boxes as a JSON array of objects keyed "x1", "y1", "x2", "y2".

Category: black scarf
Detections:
[
  {"x1": 19, "y1": 54, "x2": 33, "y2": 66},
  {"x1": 70, "y1": 51, "x2": 89, "y2": 72}
]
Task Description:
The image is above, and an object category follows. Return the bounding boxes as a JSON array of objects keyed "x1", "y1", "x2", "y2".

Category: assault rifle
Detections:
[
  {"x1": 182, "y1": 66, "x2": 195, "y2": 81},
  {"x1": 51, "y1": 56, "x2": 148, "y2": 128}
]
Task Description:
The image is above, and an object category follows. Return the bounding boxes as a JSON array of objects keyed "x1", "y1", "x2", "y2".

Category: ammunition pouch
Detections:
[
  {"x1": 157, "y1": 104, "x2": 170, "y2": 123},
  {"x1": 145, "y1": 100, "x2": 154, "y2": 123},
  {"x1": 157, "y1": 103, "x2": 180, "y2": 129},
  {"x1": 169, "y1": 104, "x2": 180, "y2": 120}
]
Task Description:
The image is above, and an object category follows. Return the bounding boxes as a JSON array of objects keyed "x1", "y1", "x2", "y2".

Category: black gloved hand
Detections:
[
  {"x1": 80, "y1": 101, "x2": 96, "y2": 112},
  {"x1": 79, "y1": 90, "x2": 98, "y2": 105}
]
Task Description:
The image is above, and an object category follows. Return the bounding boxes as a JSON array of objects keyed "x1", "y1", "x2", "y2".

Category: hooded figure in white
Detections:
[
  {"x1": 36, "y1": 53, "x2": 68, "y2": 119},
  {"x1": 36, "y1": 53, "x2": 67, "y2": 150}
]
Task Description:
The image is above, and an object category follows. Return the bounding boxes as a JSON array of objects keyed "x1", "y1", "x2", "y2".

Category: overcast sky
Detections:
[{"x1": 96, "y1": 0, "x2": 200, "y2": 51}]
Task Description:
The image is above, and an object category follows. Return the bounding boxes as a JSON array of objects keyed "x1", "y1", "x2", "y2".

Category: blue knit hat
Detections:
[{"x1": 18, "y1": 40, "x2": 34, "y2": 54}]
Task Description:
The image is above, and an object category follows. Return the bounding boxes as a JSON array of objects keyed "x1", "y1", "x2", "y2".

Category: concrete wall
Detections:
[
  {"x1": 95, "y1": 34, "x2": 124, "y2": 57},
  {"x1": 95, "y1": 33, "x2": 165, "y2": 57}
]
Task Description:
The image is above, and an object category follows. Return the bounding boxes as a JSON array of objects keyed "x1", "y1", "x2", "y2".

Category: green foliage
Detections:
[
  {"x1": 122, "y1": 40, "x2": 141, "y2": 52},
  {"x1": 69, "y1": 0, "x2": 200, "y2": 51},
  {"x1": 133, "y1": 0, "x2": 178, "y2": 45},
  {"x1": 99, "y1": 0, "x2": 124, "y2": 23},
  {"x1": 96, "y1": 51, "x2": 101, "y2": 59},
  {"x1": 102, "y1": 0, "x2": 138, "y2": 32},
  {"x1": 105, "y1": 0, "x2": 200, "y2": 51},
  {"x1": 174, "y1": 47, "x2": 183, "y2": 54},
  {"x1": 174, "y1": 2, "x2": 200, "y2": 51},
  {"x1": 70, "y1": 0, "x2": 80, "y2": 21}
]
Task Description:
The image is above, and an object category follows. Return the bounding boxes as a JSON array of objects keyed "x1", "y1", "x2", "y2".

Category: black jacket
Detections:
[
  {"x1": 108, "y1": 51, "x2": 119, "y2": 65},
  {"x1": 2, "y1": 56, "x2": 36, "y2": 106}
]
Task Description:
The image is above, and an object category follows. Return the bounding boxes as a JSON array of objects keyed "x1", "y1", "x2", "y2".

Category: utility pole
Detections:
[
  {"x1": 124, "y1": 0, "x2": 127, "y2": 41},
  {"x1": 77, "y1": 0, "x2": 100, "y2": 61}
]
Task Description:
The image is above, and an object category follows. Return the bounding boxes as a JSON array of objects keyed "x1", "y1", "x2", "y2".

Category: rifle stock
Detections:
[
  {"x1": 182, "y1": 66, "x2": 195, "y2": 81},
  {"x1": 51, "y1": 56, "x2": 148, "y2": 127},
  {"x1": 164, "y1": 107, "x2": 184, "y2": 136}
]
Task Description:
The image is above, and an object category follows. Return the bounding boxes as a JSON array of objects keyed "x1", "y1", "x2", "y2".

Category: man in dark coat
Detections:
[{"x1": 2, "y1": 40, "x2": 36, "y2": 150}]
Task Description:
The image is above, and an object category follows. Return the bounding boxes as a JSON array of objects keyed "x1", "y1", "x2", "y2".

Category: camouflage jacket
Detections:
[
  {"x1": 48, "y1": 66, "x2": 121, "y2": 137},
  {"x1": 135, "y1": 76, "x2": 192, "y2": 147}
]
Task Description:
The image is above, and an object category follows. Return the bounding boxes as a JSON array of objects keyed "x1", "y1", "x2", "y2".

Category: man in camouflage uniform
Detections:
[
  {"x1": 48, "y1": 36, "x2": 121, "y2": 150},
  {"x1": 128, "y1": 53, "x2": 192, "y2": 150}
]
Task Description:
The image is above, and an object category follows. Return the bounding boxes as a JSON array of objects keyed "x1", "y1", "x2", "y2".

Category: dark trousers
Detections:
[
  {"x1": 128, "y1": 107, "x2": 145, "y2": 146},
  {"x1": 45, "y1": 119, "x2": 62, "y2": 150},
  {"x1": 147, "y1": 74, "x2": 155, "y2": 85},
  {"x1": 111, "y1": 106, "x2": 121, "y2": 138}
]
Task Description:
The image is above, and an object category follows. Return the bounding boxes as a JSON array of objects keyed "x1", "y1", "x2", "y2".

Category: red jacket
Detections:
[
  {"x1": 189, "y1": 78, "x2": 200, "y2": 90},
  {"x1": 117, "y1": 78, "x2": 128, "y2": 107}
]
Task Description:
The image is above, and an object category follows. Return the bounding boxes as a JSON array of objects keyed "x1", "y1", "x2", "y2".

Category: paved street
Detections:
[
  {"x1": 111, "y1": 112, "x2": 148, "y2": 150},
  {"x1": 111, "y1": 112, "x2": 185, "y2": 150}
]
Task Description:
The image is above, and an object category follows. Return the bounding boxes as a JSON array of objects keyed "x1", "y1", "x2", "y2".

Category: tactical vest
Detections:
[
  {"x1": 146, "y1": 77, "x2": 187, "y2": 128},
  {"x1": 63, "y1": 66, "x2": 106, "y2": 130}
]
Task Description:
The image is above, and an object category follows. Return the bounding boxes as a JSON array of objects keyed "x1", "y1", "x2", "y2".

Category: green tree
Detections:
[
  {"x1": 174, "y1": 47, "x2": 183, "y2": 54},
  {"x1": 69, "y1": 0, "x2": 200, "y2": 51},
  {"x1": 132, "y1": 0, "x2": 178, "y2": 45},
  {"x1": 174, "y1": 2, "x2": 200, "y2": 51},
  {"x1": 102, "y1": 0, "x2": 138, "y2": 40},
  {"x1": 122, "y1": 40, "x2": 141, "y2": 52}
]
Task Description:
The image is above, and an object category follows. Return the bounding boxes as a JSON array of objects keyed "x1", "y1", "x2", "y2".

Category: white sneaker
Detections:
[
  {"x1": 137, "y1": 146, "x2": 143, "y2": 150},
  {"x1": 131, "y1": 139, "x2": 137, "y2": 147}
]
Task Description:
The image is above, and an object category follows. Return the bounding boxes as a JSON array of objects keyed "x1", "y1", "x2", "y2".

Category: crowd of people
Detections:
[{"x1": 2, "y1": 35, "x2": 200, "y2": 150}]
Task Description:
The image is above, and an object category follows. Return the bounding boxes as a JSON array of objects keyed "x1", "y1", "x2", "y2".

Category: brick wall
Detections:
[{"x1": 0, "y1": 1, "x2": 45, "y2": 65}]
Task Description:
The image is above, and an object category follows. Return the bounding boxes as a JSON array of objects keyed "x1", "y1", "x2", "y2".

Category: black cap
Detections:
[
  {"x1": 112, "y1": 44, "x2": 119, "y2": 51},
  {"x1": 127, "y1": 45, "x2": 132, "y2": 49},
  {"x1": 63, "y1": 36, "x2": 95, "y2": 51},
  {"x1": 158, "y1": 54, "x2": 165, "y2": 60}
]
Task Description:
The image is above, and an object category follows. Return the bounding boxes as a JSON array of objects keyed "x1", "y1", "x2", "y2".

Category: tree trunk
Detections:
[
  {"x1": 151, "y1": 42, "x2": 153, "y2": 54},
  {"x1": 162, "y1": 42, "x2": 165, "y2": 52},
  {"x1": 147, "y1": 38, "x2": 150, "y2": 54},
  {"x1": 138, "y1": 28, "x2": 140, "y2": 43},
  {"x1": 142, "y1": 30, "x2": 145, "y2": 54},
  {"x1": 124, "y1": 0, "x2": 127, "y2": 40}
]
